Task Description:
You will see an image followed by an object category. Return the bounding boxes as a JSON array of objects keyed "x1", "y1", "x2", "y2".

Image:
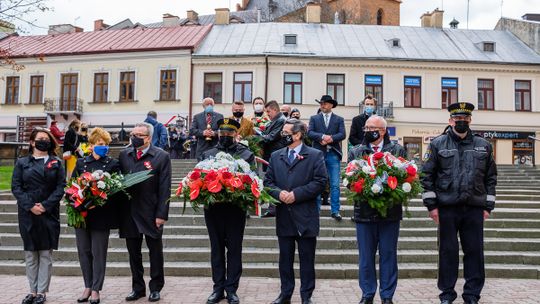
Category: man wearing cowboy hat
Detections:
[{"x1": 307, "y1": 95, "x2": 346, "y2": 220}]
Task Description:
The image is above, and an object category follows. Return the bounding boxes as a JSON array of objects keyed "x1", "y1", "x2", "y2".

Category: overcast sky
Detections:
[{"x1": 17, "y1": 0, "x2": 539, "y2": 35}]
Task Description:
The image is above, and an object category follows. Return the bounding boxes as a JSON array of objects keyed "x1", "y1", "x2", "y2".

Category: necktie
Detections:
[
  {"x1": 288, "y1": 150, "x2": 295, "y2": 164},
  {"x1": 373, "y1": 146, "x2": 379, "y2": 152},
  {"x1": 324, "y1": 114, "x2": 329, "y2": 128},
  {"x1": 206, "y1": 113, "x2": 212, "y2": 125},
  {"x1": 137, "y1": 150, "x2": 143, "y2": 160}
]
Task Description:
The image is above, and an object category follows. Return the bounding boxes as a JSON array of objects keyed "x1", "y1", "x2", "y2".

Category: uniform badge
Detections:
[{"x1": 144, "y1": 161, "x2": 153, "y2": 170}]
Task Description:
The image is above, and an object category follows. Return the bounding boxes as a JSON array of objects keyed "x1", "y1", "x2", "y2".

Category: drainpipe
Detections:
[
  {"x1": 188, "y1": 49, "x2": 194, "y2": 125},
  {"x1": 264, "y1": 55, "x2": 269, "y2": 102}
]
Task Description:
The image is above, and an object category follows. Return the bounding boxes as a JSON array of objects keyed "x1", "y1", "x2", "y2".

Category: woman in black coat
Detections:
[
  {"x1": 63, "y1": 119, "x2": 81, "y2": 179},
  {"x1": 11, "y1": 128, "x2": 65, "y2": 304},
  {"x1": 74, "y1": 127, "x2": 120, "y2": 304}
]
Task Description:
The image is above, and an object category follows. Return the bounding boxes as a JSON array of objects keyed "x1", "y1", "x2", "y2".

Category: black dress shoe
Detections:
[
  {"x1": 359, "y1": 298, "x2": 374, "y2": 304},
  {"x1": 77, "y1": 296, "x2": 89, "y2": 303},
  {"x1": 21, "y1": 294, "x2": 35, "y2": 304},
  {"x1": 89, "y1": 299, "x2": 100, "y2": 304},
  {"x1": 464, "y1": 300, "x2": 478, "y2": 304},
  {"x1": 331, "y1": 213, "x2": 342, "y2": 221},
  {"x1": 440, "y1": 300, "x2": 453, "y2": 304},
  {"x1": 271, "y1": 294, "x2": 292, "y2": 304},
  {"x1": 261, "y1": 211, "x2": 275, "y2": 218},
  {"x1": 226, "y1": 291, "x2": 240, "y2": 304},
  {"x1": 32, "y1": 294, "x2": 46, "y2": 304},
  {"x1": 148, "y1": 291, "x2": 161, "y2": 302},
  {"x1": 381, "y1": 299, "x2": 393, "y2": 304},
  {"x1": 302, "y1": 298, "x2": 314, "y2": 304},
  {"x1": 207, "y1": 291, "x2": 225, "y2": 304},
  {"x1": 125, "y1": 291, "x2": 146, "y2": 301}
]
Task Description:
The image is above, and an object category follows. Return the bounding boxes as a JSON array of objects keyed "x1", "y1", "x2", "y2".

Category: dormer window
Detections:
[
  {"x1": 391, "y1": 38, "x2": 400, "y2": 47},
  {"x1": 483, "y1": 42, "x2": 495, "y2": 52},
  {"x1": 284, "y1": 34, "x2": 297, "y2": 46}
]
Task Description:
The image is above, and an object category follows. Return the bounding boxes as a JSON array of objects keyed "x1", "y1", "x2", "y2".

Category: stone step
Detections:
[
  {"x1": 2, "y1": 233, "x2": 540, "y2": 251},
  {"x1": 1, "y1": 246, "x2": 539, "y2": 266},
  {"x1": 0, "y1": 260, "x2": 537, "y2": 279}
]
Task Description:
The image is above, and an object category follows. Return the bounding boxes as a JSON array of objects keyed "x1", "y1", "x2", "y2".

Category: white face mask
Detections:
[{"x1": 254, "y1": 104, "x2": 264, "y2": 112}]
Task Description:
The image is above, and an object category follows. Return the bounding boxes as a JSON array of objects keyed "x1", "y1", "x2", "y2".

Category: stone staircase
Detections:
[{"x1": 0, "y1": 161, "x2": 539, "y2": 279}]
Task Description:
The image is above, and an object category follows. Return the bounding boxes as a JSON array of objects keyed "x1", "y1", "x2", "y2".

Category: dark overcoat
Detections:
[{"x1": 190, "y1": 111, "x2": 224, "y2": 160}]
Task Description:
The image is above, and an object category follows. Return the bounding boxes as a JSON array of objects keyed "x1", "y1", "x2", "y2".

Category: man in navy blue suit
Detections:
[
  {"x1": 307, "y1": 95, "x2": 346, "y2": 220},
  {"x1": 265, "y1": 119, "x2": 328, "y2": 304}
]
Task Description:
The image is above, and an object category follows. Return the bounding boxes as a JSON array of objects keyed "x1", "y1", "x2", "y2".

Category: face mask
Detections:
[
  {"x1": 219, "y1": 136, "x2": 234, "y2": 148},
  {"x1": 364, "y1": 106, "x2": 375, "y2": 115},
  {"x1": 93, "y1": 145, "x2": 109, "y2": 157},
  {"x1": 204, "y1": 105, "x2": 214, "y2": 113},
  {"x1": 291, "y1": 115, "x2": 300, "y2": 119},
  {"x1": 233, "y1": 111, "x2": 244, "y2": 118},
  {"x1": 364, "y1": 130, "x2": 381, "y2": 143},
  {"x1": 282, "y1": 112, "x2": 289, "y2": 118},
  {"x1": 131, "y1": 136, "x2": 145, "y2": 148},
  {"x1": 283, "y1": 134, "x2": 294, "y2": 146},
  {"x1": 254, "y1": 104, "x2": 264, "y2": 113},
  {"x1": 34, "y1": 140, "x2": 51, "y2": 152},
  {"x1": 454, "y1": 120, "x2": 470, "y2": 134}
]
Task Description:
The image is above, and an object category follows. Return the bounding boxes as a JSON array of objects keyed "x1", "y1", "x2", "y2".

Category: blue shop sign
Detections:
[
  {"x1": 387, "y1": 126, "x2": 396, "y2": 136},
  {"x1": 365, "y1": 75, "x2": 383, "y2": 85},
  {"x1": 404, "y1": 77, "x2": 421, "y2": 87},
  {"x1": 441, "y1": 78, "x2": 458, "y2": 88}
]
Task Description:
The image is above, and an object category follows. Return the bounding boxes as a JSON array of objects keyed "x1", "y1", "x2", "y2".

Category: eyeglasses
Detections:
[
  {"x1": 130, "y1": 132, "x2": 148, "y2": 138},
  {"x1": 363, "y1": 126, "x2": 384, "y2": 131}
]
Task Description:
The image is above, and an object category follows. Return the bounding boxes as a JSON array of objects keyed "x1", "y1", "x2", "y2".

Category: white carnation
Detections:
[
  {"x1": 342, "y1": 178, "x2": 349, "y2": 187},
  {"x1": 402, "y1": 182, "x2": 412, "y2": 193},
  {"x1": 97, "y1": 181, "x2": 106, "y2": 189},
  {"x1": 362, "y1": 166, "x2": 371, "y2": 174},
  {"x1": 371, "y1": 184, "x2": 382, "y2": 194}
]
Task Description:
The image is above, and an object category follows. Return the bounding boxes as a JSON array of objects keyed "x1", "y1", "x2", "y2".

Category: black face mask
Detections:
[
  {"x1": 282, "y1": 112, "x2": 289, "y2": 118},
  {"x1": 131, "y1": 136, "x2": 145, "y2": 148},
  {"x1": 34, "y1": 140, "x2": 51, "y2": 152},
  {"x1": 282, "y1": 134, "x2": 294, "y2": 146},
  {"x1": 454, "y1": 121, "x2": 470, "y2": 134},
  {"x1": 233, "y1": 112, "x2": 244, "y2": 118},
  {"x1": 364, "y1": 131, "x2": 381, "y2": 143},
  {"x1": 219, "y1": 136, "x2": 235, "y2": 148}
]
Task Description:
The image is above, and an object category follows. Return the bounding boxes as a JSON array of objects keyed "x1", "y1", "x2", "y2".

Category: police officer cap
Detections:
[
  {"x1": 448, "y1": 102, "x2": 474, "y2": 116},
  {"x1": 217, "y1": 118, "x2": 240, "y2": 131}
]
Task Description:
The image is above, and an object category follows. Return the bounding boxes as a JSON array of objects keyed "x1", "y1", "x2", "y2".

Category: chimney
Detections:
[
  {"x1": 215, "y1": 8, "x2": 230, "y2": 25},
  {"x1": 420, "y1": 12, "x2": 432, "y2": 27},
  {"x1": 187, "y1": 10, "x2": 199, "y2": 22},
  {"x1": 306, "y1": 2, "x2": 321, "y2": 24},
  {"x1": 93, "y1": 19, "x2": 108, "y2": 31},
  {"x1": 48, "y1": 24, "x2": 83, "y2": 35},
  {"x1": 163, "y1": 13, "x2": 180, "y2": 27},
  {"x1": 242, "y1": 0, "x2": 249, "y2": 10},
  {"x1": 431, "y1": 9, "x2": 444, "y2": 28}
]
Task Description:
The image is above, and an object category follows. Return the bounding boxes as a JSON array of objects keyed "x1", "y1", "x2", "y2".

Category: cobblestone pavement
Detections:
[{"x1": 1, "y1": 275, "x2": 539, "y2": 304}]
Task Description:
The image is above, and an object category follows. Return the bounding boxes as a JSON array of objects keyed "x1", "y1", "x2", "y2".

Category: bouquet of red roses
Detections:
[
  {"x1": 253, "y1": 115, "x2": 271, "y2": 133},
  {"x1": 176, "y1": 152, "x2": 277, "y2": 214},
  {"x1": 64, "y1": 170, "x2": 152, "y2": 228},
  {"x1": 342, "y1": 151, "x2": 422, "y2": 217}
]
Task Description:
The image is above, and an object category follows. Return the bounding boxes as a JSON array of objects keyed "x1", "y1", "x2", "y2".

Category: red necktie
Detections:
[
  {"x1": 137, "y1": 150, "x2": 143, "y2": 160},
  {"x1": 206, "y1": 113, "x2": 212, "y2": 125},
  {"x1": 373, "y1": 146, "x2": 379, "y2": 152}
]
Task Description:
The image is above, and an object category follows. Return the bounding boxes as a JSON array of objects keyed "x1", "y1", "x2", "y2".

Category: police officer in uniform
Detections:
[
  {"x1": 201, "y1": 118, "x2": 255, "y2": 304},
  {"x1": 421, "y1": 102, "x2": 497, "y2": 304}
]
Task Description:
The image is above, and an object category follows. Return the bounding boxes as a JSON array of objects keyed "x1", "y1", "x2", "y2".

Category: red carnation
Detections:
[
  {"x1": 259, "y1": 125, "x2": 266, "y2": 131},
  {"x1": 373, "y1": 152, "x2": 384, "y2": 160},
  {"x1": 352, "y1": 179, "x2": 365, "y2": 193},
  {"x1": 204, "y1": 170, "x2": 219, "y2": 182},
  {"x1": 241, "y1": 174, "x2": 253, "y2": 184},
  {"x1": 189, "y1": 170, "x2": 201, "y2": 180},
  {"x1": 406, "y1": 165, "x2": 417, "y2": 176},
  {"x1": 405, "y1": 174, "x2": 417, "y2": 184}
]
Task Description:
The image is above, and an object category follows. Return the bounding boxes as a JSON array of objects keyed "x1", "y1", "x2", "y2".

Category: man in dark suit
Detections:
[
  {"x1": 349, "y1": 95, "x2": 377, "y2": 147},
  {"x1": 259, "y1": 100, "x2": 287, "y2": 218},
  {"x1": 201, "y1": 118, "x2": 255, "y2": 304},
  {"x1": 265, "y1": 119, "x2": 328, "y2": 304},
  {"x1": 119, "y1": 122, "x2": 172, "y2": 302},
  {"x1": 190, "y1": 97, "x2": 224, "y2": 160},
  {"x1": 307, "y1": 95, "x2": 346, "y2": 220}
]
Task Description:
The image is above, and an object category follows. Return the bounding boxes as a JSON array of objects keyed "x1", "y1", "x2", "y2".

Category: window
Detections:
[
  {"x1": 327, "y1": 74, "x2": 345, "y2": 105},
  {"x1": 233, "y1": 72, "x2": 252, "y2": 103},
  {"x1": 93, "y1": 73, "x2": 108, "y2": 103},
  {"x1": 119, "y1": 71, "x2": 135, "y2": 102},
  {"x1": 29, "y1": 75, "x2": 44, "y2": 104},
  {"x1": 284, "y1": 34, "x2": 297, "y2": 45},
  {"x1": 365, "y1": 75, "x2": 383, "y2": 103},
  {"x1": 515, "y1": 80, "x2": 531, "y2": 111},
  {"x1": 204, "y1": 73, "x2": 222, "y2": 103},
  {"x1": 477, "y1": 79, "x2": 494, "y2": 110},
  {"x1": 377, "y1": 9, "x2": 383, "y2": 25},
  {"x1": 160, "y1": 70, "x2": 176, "y2": 101},
  {"x1": 284, "y1": 73, "x2": 302, "y2": 104},
  {"x1": 60, "y1": 73, "x2": 78, "y2": 111},
  {"x1": 404, "y1": 76, "x2": 421, "y2": 108},
  {"x1": 483, "y1": 42, "x2": 495, "y2": 52},
  {"x1": 5, "y1": 76, "x2": 19, "y2": 104},
  {"x1": 441, "y1": 77, "x2": 458, "y2": 109}
]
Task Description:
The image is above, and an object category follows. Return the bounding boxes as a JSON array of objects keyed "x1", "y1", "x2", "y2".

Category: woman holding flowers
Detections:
[
  {"x1": 347, "y1": 116, "x2": 408, "y2": 304},
  {"x1": 12, "y1": 128, "x2": 65, "y2": 304},
  {"x1": 73, "y1": 128, "x2": 120, "y2": 304}
]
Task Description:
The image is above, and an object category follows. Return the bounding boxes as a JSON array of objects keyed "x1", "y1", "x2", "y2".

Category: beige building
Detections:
[
  {"x1": 192, "y1": 15, "x2": 540, "y2": 165},
  {"x1": 0, "y1": 25, "x2": 210, "y2": 141}
]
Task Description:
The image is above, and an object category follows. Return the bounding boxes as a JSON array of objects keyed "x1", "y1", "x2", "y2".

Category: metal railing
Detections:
[{"x1": 44, "y1": 98, "x2": 84, "y2": 113}]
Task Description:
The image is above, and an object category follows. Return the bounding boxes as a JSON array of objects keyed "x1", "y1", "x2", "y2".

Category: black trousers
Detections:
[
  {"x1": 125, "y1": 234, "x2": 165, "y2": 293},
  {"x1": 438, "y1": 205, "x2": 485, "y2": 302},
  {"x1": 278, "y1": 236, "x2": 317, "y2": 301},
  {"x1": 75, "y1": 228, "x2": 110, "y2": 291},
  {"x1": 204, "y1": 204, "x2": 247, "y2": 294}
]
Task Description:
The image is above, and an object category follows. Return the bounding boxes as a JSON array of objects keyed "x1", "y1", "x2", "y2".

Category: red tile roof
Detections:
[{"x1": 0, "y1": 25, "x2": 212, "y2": 58}]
